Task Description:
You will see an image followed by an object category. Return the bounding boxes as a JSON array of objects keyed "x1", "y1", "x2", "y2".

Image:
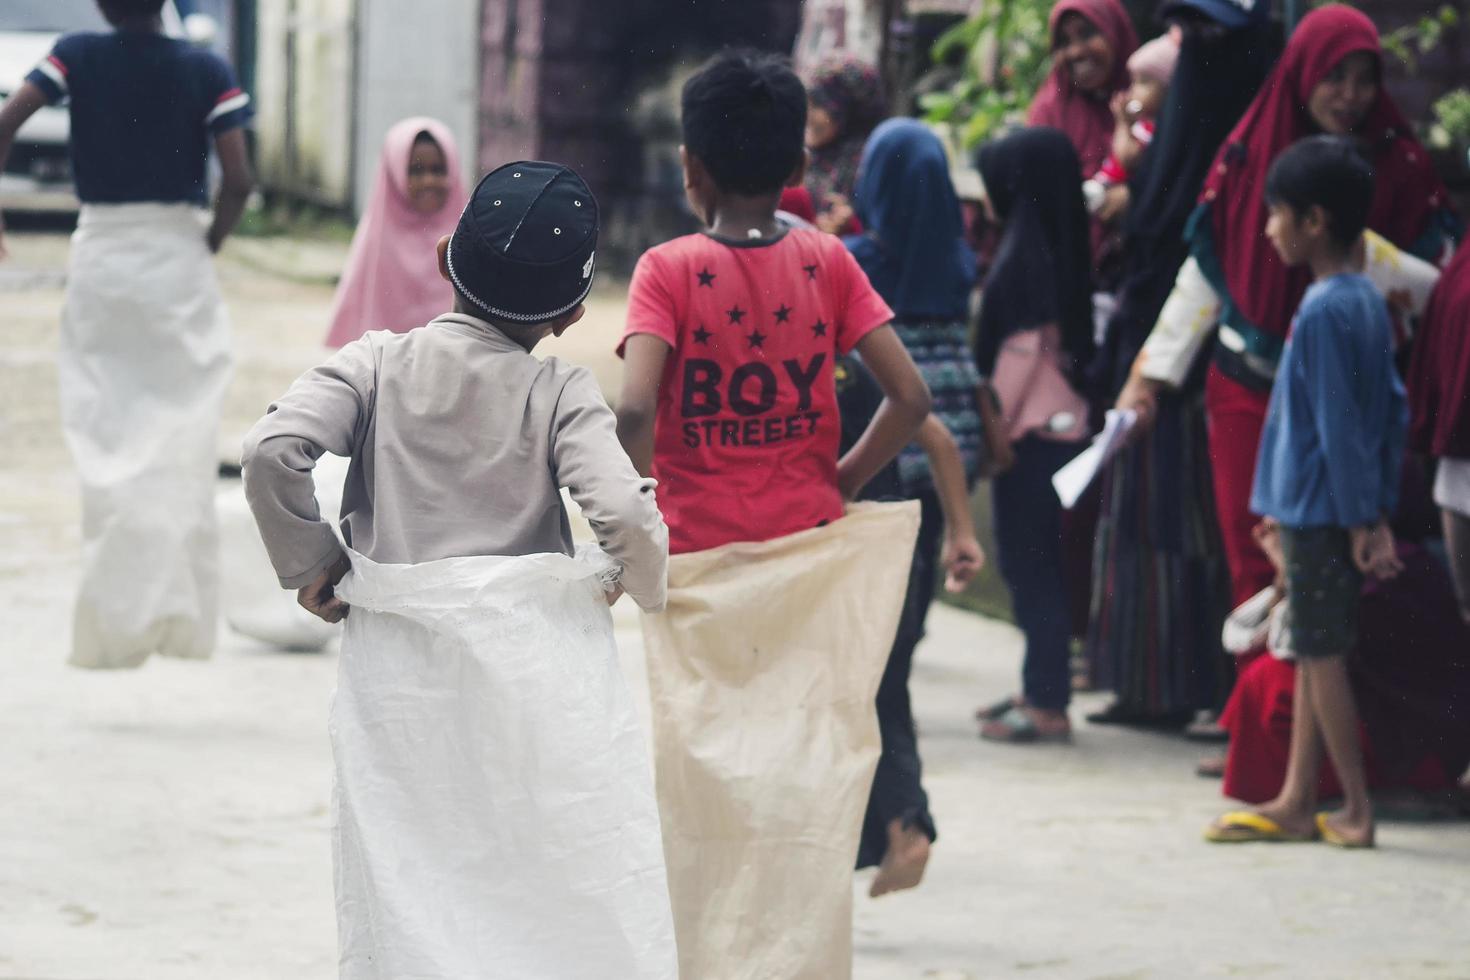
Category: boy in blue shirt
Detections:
[
  {"x1": 1208, "y1": 136, "x2": 1406, "y2": 849},
  {"x1": 0, "y1": 0, "x2": 255, "y2": 668}
]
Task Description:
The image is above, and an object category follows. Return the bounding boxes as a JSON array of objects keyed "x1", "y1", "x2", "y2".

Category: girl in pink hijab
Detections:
[{"x1": 324, "y1": 117, "x2": 468, "y2": 347}]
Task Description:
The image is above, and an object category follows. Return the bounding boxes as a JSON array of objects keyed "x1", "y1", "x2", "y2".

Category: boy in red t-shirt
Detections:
[
  {"x1": 616, "y1": 51, "x2": 930, "y2": 551},
  {"x1": 616, "y1": 49, "x2": 931, "y2": 976}
]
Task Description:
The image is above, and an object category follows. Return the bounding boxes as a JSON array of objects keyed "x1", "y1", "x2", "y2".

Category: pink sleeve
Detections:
[
  {"x1": 618, "y1": 250, "x2": 680, "y2": 358},
  {"x1": 833, "y1": 245, "x2": 895, "y2": 354}
]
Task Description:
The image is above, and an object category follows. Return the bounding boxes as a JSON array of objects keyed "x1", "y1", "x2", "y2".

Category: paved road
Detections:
[{"x1": 2, "y1": 231, "x2": 1467, "y2": 979}]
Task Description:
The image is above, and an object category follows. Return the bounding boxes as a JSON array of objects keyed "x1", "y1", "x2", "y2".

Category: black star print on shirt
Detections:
[
  {"x1": 697, "y1": 267, "x2": 716, "y2": 287},
  {"x1": 727, "y1": 305, "x2": 746, "y2": 325},
  {"x1": 803, "y1": 264, "x2": 818, "y2": 281},
  {"x1": 747, "y1": 328, "x2": 767, "y2": 349},
  {"x1": 773, "y1": 303, "x2": 792, "y2": 324},
  {"x1": 811, "y1": 319, "x2": 828, "y2": 338},
  {"x1": 692, "y1": 325, "x2": 712, "y2": 345}
]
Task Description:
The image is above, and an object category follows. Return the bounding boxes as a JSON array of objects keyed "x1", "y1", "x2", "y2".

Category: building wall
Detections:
[
  {"x1": 355, "y1": 0, "x2": 480, "y2": 211},
  {"x1": 477, "y1": 0, "x2": 802, "y2": 271},
  {"x1": 253, "y1": 0, "x2": 356, "y2": 207},
  {"x1": 477, "y1": 0, "x2": 544, "y2": 176}
]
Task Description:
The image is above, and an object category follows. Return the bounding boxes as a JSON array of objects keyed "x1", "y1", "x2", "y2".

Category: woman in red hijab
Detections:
[
  {"x1": 1029, "y1": 0, "x2": 1139, "y2": 177},
  {"x1": 1117, "y1": 5, "x2": 1459, "y2": 610}
]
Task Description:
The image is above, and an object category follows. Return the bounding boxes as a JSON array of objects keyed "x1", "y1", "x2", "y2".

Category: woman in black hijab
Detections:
[
  {"x1": 1085, "y1": 0, "x2": 1278, "y2": 729},
  {"x1": 974, "y1": 127, "x2": 1096, "y2": 743}
]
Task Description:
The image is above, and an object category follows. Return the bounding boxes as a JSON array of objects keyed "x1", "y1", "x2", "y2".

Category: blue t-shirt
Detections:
[
  {"x1": 26, "y1": 31, "x2": 253, "y2": 205},
  {"x1": 1250, "y1": 273, "x2": 1408, "y2": 529}
]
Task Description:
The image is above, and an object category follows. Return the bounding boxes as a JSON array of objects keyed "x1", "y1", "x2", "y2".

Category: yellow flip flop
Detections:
[
  {"x1": 1204, "y1": 811, "x2": 1317, "y2": 843},
  {"x1": 1315, "y1": 812, "x2": 1375, "y2": 849}
]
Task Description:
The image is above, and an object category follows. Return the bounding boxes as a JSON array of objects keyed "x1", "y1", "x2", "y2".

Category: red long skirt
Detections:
[
  {"x1": 1220, "y1": 655, "x2": 1453, "y2": 805},
  {"x1": 1203, "y1": 367, "x2": 1277, "y2": 607}
]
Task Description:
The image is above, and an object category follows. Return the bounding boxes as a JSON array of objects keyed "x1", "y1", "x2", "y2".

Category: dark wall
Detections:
[{"x1": 478, "y1": 0, "x2": 802, "y2": 274}]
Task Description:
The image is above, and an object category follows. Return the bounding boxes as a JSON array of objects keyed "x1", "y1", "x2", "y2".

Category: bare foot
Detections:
[
  {"x1": 1318, "y1": 809, "x2": 1375, "y2": 848},
  {"x1": 869, "y1": 819, "x2": 930, "y2": 898}
]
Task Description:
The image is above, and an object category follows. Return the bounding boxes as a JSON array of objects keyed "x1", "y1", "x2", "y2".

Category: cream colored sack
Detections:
[{"x1": 640, "y1": 501, "x2": 920, "y2": 980}]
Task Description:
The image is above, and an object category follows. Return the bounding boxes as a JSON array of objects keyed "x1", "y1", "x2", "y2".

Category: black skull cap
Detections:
[{"x1": 446, "y1": 161, "x2": 599, "y2": 323}]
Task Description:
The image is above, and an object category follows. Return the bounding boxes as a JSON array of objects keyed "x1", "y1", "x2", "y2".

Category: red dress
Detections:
[{"x1": 1221, "y1": 546, "x2": 1470, "y2": 804}]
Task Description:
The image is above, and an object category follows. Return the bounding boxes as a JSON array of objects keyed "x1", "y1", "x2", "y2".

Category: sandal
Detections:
[
  {"x1": 1204, "y1": 811, "x2": 1316, "y2": 843},
  {"x1": 1184, "y1": 710, "x2": 1230, "y2": 743},
  {"x1": 974, "y1": 695, "x2": 1021, "y2": 723},
  {"x1": 1084, "y1": 702, "x2": 1191, "y2": 729},
  {"x1": 979, "y1": 706, "x2": 1072, "y2": 744},
  {"x1": 1316, "y1": 813, "x2": 1375, "y2": 849}
]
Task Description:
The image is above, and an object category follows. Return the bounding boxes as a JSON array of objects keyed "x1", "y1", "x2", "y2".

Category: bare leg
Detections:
[
  {"x1": 1302, "y1": 656, "x2": 1375, "y2": 846},
  {"x1": 1443, "y1": 508, "x2": 1470, "y2": 626},
  {"x1": 1250, "y1": 663, "x2": 1321, "y2": 838}
]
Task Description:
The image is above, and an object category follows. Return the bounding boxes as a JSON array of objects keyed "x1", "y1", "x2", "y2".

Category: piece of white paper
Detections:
[{"x1": 1051, "y1": 409, "x2": 1137, "y2": 509}]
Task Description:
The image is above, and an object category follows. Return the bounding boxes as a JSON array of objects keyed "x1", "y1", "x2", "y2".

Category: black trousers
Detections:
[
  {"x1": 857, "y1": 489, "x2": 943, "y2": 869},
  {"x1": 992, "y1": 437, "x2": 1082, "y2": 711}
]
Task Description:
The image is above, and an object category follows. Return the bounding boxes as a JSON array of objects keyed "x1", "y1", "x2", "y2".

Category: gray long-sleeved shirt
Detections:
[{"x1": 241, "y1": 313, "x2": 667, "y2": 610}]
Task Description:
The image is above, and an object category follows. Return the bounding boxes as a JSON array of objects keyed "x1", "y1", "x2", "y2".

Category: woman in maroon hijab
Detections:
[
  {"x1": 1117, "y1": 5, "x2": 1459, "y2": 612},
  {"x1": 1029, "y1": 0, "x2": 1139, "y2": 177},
  {"x1": 1030, "y1": 0, "x2": 1139, "y2": 287}
]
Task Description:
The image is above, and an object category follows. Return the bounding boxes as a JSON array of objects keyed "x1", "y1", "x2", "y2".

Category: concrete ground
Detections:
[{"x1": 1, "y1": 229, "x2": 1467, "y2": 980}]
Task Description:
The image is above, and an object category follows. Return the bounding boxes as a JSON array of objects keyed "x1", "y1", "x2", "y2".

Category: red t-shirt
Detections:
[{"x1": 620, "y1": 228, "x2": 893, "y2": 554}]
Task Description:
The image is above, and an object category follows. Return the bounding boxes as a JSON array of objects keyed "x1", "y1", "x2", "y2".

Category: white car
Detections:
[{"x1": 0, "y1": 0, "x2": 205, "y2": 212}]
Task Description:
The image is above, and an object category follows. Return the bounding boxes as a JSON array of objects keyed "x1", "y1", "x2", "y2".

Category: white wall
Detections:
[
  {"x1": 353, "y1": 0, "x2": 480, "y2": 215},
  {"x1": 254, "y1": 0, "x2": 356, "y2": 207}
]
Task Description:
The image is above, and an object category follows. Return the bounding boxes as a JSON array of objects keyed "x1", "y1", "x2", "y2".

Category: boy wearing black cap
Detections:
[
  {"x1": 616, "y1": 50, "x2": 931, "y2": 978},
  {"x1": 242, "y1": 162, "x2": 675, "y2": 977},
  {"x1": 244, "y1": 161, "x2": 664, "y2": 611}
]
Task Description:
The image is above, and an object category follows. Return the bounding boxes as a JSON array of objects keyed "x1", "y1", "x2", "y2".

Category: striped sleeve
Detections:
[
  {"x1": 25, "y1": 53, "x2": 71, "y2": 105},
  {"x1": 200, "y1": 54, "x2": 253, "y2": 134},
  {"x1": 206, "y1": 86, "x2": 252, "y2": 132}
]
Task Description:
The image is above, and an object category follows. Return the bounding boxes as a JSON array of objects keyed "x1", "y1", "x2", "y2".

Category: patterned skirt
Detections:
[
  {"x1": 893, "y1": 319, "x2": 984, "y2": 492},
  {"x1": 1086, "y1": 389, "x2": 1233, "y2": 715}
]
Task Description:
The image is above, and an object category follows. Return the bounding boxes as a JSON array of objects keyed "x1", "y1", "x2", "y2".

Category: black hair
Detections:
[
  {"x1": 98, "y1": 0, "x2": 169, "y2": 17},
  {"x1": 1264, "y1": 134, "x2": 1375, "y2": 248},
  {"x1": 681, "y1": 49, "x2": 807, "y2": 196}
]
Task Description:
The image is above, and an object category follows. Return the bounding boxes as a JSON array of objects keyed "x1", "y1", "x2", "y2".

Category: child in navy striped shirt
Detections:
[{"x1": 0, "y1": 0, "x2": 256, "y2": 668}]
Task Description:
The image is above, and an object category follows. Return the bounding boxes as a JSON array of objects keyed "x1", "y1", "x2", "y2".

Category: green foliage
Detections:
[
  {"x1": 235, "y1": 200, "x2": 354, "y2": 242},
  {"x1": 1318, "y1": 2, "x2": 1460, "y2": 74},
  {"x1": 920, "y1": 0, "x2": 1056, "y2": 148},
  {"x1": 1381, "y1": 4, "x2": 1459, "y2": 73},
  {"x1": 1431, "y1": 88, "x2": 1470, "y2": 147}
]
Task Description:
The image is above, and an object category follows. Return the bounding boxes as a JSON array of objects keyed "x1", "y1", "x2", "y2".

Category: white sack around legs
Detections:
[
  {"x1": 332, "y1": 547, "x2": 677, "y2": 980},
  {"x1": 60, "y1": 203, "x2": 233, "y2": 669}
]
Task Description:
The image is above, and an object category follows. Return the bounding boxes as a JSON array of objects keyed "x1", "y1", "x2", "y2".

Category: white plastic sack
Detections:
[
  {"x1": 331, "y1": 546, "x2": 676, "y2": 980},
  {"x1": 61, "y1": 204, "x2": 232, "y2": 669},
  {"x1": 218, "y1": 452, "x2": 351, "y2": 650}
]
